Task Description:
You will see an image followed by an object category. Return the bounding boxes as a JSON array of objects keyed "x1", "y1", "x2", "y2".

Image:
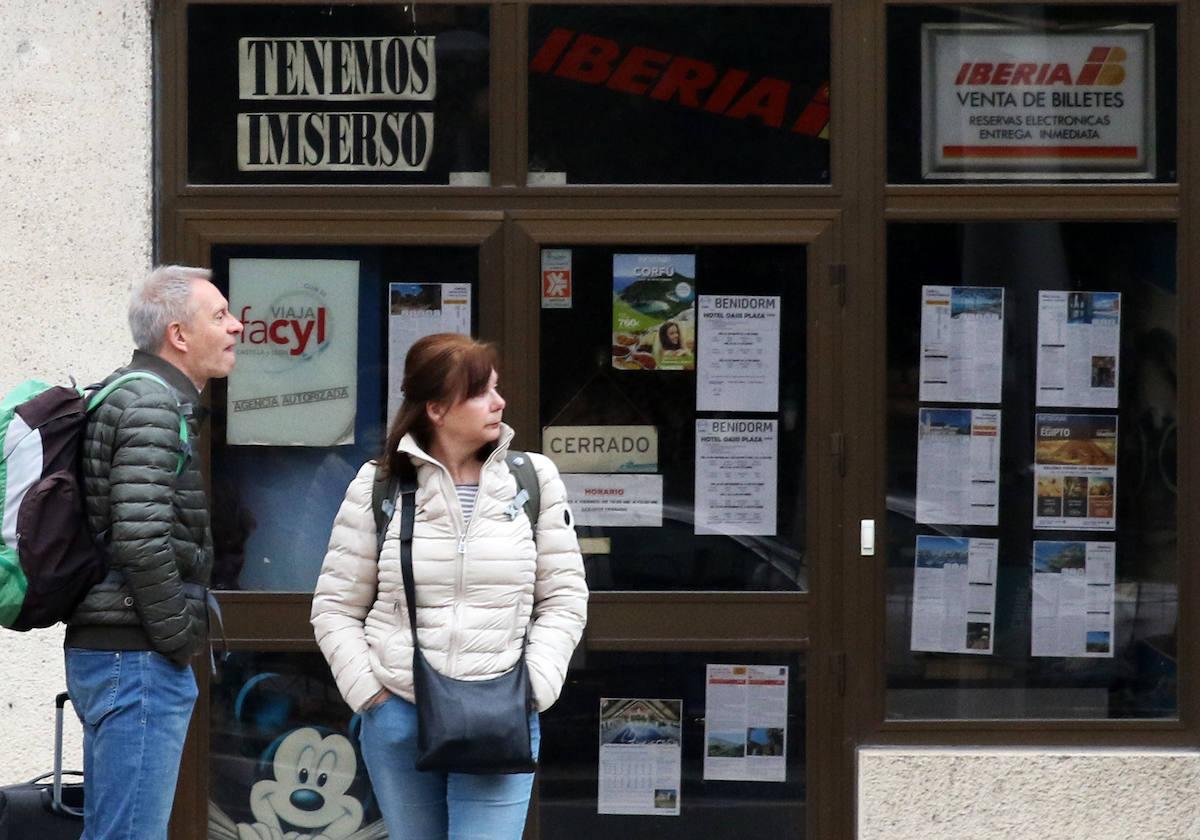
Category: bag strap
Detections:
[
  {"x1": 504, "y1": 451, "x2": 540, "y2": 532},
  {"x1": 397, "y1": 470, "x2": 421, "y2": 645},
  {"x1": 85, "y1": 371, "x2": 190, "y2": 476}
]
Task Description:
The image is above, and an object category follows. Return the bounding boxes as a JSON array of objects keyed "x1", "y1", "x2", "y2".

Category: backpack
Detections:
[
  {"x1": 0, "y1": 371, "x2": 189, "y2": 631},
  {"x1": 371, "y1": 451, "x2": 541, "y2": 557}
]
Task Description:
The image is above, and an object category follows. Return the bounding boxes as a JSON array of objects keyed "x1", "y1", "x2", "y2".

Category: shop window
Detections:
[
  {"x1": 527, "y1": 6, "x2": 831, "y2": 185},
  {"x1": 887, "y1": 5, "x2": 1177, "y2": 183},
  {"x1": 540, "y1": 650, "x2": 806, "y2": 839},
  {"x1": 885, "y1": 222, "x2": 1177, "y2": 719},
  {"x1": 208, "y1": 651, "x2": 384, "y2": 836},
  {"x1": 539, "y1": 245, "x2": 807, "y2": 591},
  {"x1": 208, "y1": 244, "x2": 480, "y2": 592},
  {"x1": 187, "y1": 4, "x2": 490, "y2": 185}
]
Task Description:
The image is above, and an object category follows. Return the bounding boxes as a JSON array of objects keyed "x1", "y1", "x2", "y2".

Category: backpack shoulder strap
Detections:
[
  {"x1": 86, "y1": 371, "x2": 189, "y2": 475},
  {"x1": 504, "y1": 451, "x2": 541, "y2": 531},
  {"x1": 372, "y1": 461, "x2": 401, "y2": 560}
]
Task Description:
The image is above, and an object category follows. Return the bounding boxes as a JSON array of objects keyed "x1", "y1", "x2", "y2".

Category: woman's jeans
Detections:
[
  {"x1": 360, "y1": 694, "x2": 540, "y2": 840},
  {"x1": 65, "y1": 648, "x2": 198, "y2": 840}
]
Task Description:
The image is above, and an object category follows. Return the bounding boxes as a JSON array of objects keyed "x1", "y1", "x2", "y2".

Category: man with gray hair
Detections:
[{"x1": 65, "y1": 264, "x2": 242, "y2": 839}]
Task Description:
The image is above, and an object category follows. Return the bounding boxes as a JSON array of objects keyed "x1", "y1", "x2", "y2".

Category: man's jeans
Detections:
[
  {"x1": 65, "y1": 648, "x2": 197, "y2": 840},
  {"x1": 360, "y1": 694, "x2": 540, "y2": 840}
]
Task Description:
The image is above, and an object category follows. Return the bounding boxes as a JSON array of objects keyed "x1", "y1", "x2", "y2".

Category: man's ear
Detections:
[{"x1": 164, "y1": 321, "x2": 188, "y2": 354}]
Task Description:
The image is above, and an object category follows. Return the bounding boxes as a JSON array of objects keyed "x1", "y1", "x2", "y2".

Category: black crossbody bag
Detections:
[{"x1": 373, "y1": 456, "x2": 540, "y2": 775}]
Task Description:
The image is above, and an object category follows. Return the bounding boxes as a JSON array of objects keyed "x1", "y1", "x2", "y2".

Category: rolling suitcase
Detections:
[{"x1": 0, "y1": 693, "x2": 83, "y2": 840}]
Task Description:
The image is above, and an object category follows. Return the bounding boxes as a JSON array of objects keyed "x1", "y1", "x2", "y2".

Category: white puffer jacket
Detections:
[{"x1": 311, "y1": 425, "x2": 588, "y2": 714}]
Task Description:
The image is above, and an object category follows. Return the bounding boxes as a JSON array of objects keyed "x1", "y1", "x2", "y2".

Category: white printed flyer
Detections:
[
  {"x1": 703, "y1": 665, "x2": 788, "y2": 783},
  {"x1": 911, "y1": 536, "x2": 998, "y2": 655},
  {"x1": 1034, "y1": 414, "x2": 1118, "y2": 530},
  {"x1": 694, "y1": 419, "x2": 778, "y2": 536},
  {"x1": 561, "y1": 474, "x2": 663, "y2": 527},
  {"x1": 696, "y1": 294, "x2": 781, "y2": 412},
  {"x1": 226, "y1": 258, "x2": 359, "y2": 446},
  {"x1": 918, "y1": 285, "x2": 1005, "y2": 404},
  {"x1": 597, "y1": 698, "x2": 682, "y2": 816},
  {"x1": 915, "y1": 408, "x2": 1001, "y2": 526},
  {"x1": 1032, "y1": 540, "x2": 1116, "y2": 658},
  {"x1": 1036, "y1": 290, "x2": 1121, "y2": 408},
  {"x1": 386, "y1": 282, "x2": 472, "y2": 421}
]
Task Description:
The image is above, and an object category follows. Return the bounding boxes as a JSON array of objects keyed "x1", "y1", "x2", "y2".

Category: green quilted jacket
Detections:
[{"x1": 65, "y1": 350, "x2": 213, "y2": 665}]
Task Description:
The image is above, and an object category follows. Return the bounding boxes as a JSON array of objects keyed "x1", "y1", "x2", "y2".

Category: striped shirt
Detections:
[{"x1": 456, "y1": 484, "x2": 479, "y2": 523}]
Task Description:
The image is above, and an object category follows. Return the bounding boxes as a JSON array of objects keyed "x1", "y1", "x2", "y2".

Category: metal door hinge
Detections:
[
  {"x1": 829, "y1": 263, "x2": 847, "y2": 306},
  {"x1": 830, "y1": 431, "x2": 846, "y2": 478},
  {"x1": 831, "y1": 652, "x2": 847, "y2": 697}
]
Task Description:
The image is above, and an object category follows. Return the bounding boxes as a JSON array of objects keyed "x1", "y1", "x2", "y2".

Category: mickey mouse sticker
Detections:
[{"x1": 236, "y1": 727, "x2": 364, "y2": 840}]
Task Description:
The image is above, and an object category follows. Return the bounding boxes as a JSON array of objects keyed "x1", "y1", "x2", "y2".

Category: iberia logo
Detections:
[
  {"x1": 955, "y1": 46, "x2": 1126, "y2": 86},
  {"x1": 530, "y1": 28, "x2": 830, "y2": 139}
]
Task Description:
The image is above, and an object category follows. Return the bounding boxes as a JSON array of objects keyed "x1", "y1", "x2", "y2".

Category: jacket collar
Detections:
[
  {"x1": 398, "y1": 423, "x2": 515, "y2": 472},
  {"x1": 128, "y1": 350, "x2": 203, "y2": 407}
]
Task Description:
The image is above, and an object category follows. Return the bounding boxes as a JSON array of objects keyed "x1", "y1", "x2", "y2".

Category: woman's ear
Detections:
[{"x1": 426, "y1": 400, "x2": 446, "y2": 426}]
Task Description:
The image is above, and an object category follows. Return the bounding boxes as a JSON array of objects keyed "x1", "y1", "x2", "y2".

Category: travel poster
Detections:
[
  {"x1": 1036, "y1": 291, "x2": 1121, "y2": 408},
  {"x1": 1032, "y1": 540, "x2": 1116, "y2": 658},
  {"x1": 597, "y1": 698, "x2": 682, "y2": 816},
  {"x1": 911, "y1": 536, "x2": 998, "y2": 656},
  {"x1": 1034, "y1": 414, "x2": 1118, "y2": 530},
  {"x1": 386, "y1": 283, "x2": 472, "y2": 420},
  {"x1": 703, "y1": 665, "x2": 788, "y2": 783},
  {"x1": 612, "y1": 254, "x2": 696, "y2": 371},
  {"x1": 919, "y1": 285, "x2": 1004, "y2": 404}
]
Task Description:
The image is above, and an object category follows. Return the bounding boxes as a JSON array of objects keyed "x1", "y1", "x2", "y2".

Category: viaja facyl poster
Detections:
[{"x1": 226, "y1": 258, "x2": 359, "y2": 446}]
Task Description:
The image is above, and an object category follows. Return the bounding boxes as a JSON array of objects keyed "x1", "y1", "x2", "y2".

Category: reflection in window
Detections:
[
  {"x1": 208, "y1": 652, "x2": 384, "y2": 837},
  {"x1": 540, "y1": 245, "x2": 807, "y2": 592},
  {"x1": 528, "y1": 6, "x2": 830, "y2": 185},
  {"x1": 886, "y1": 222, "x2": 1177, "y2": 720},
  {"x1": 209, "y1": 244, "x2": 479, "y2": 592},
  {"x1": 541, "y1": 651, "x2": 806, "y2": 839}
]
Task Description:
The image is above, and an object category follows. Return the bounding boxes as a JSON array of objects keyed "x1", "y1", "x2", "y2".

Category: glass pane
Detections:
[
  {"x1": 188, "y1": 4, "x2": 490, "y2": 185},
  {"x1": 539, "y1": 245, "x2": 807, "y2": 591},
  {"x1": 540, "y1": 651, "x2": 806, "y2": 838},
  {"x1": 209, "y1": 651, "x2": 385, "y2": 835},
  {"x1": 887, "y1": 5, "x2": 1177, "y2": 183},
  {"x1": 528, "y1": 6, "x2": 830, "y2": 185},
  {"x1": 209, "y1": 244, "x2": 480, "y2": 591},
  {"x1": 885, "y1": 222, "x2": 1177, "y2": 719}
]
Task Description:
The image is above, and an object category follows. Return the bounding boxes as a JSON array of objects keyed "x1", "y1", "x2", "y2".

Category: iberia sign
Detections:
[{"x1": 922, "y1": 24, "x2": 1154, "y2": 179}]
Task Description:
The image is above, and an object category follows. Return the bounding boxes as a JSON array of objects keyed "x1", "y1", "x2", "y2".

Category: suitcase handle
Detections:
[{"x1": 52, "y1": 692, "x2": 83, "y2": 819}]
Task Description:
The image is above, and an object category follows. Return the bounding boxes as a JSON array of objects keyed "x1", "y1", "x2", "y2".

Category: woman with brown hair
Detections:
[{"x1": 311, "y1": 333, "x2": 588, "y2": 840}]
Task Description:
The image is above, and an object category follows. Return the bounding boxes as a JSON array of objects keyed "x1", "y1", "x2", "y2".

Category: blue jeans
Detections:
[
  {"x1": 360, "y1": 695, "x2": 540, "y2": 840},
  {"x1": 65, "y1": 648, "x2": 198, "y2": 840}
]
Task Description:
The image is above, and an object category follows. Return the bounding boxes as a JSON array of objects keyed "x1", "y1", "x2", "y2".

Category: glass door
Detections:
[{"x1": 509, "y1": 214, "x2": 845, "y2": 840}]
